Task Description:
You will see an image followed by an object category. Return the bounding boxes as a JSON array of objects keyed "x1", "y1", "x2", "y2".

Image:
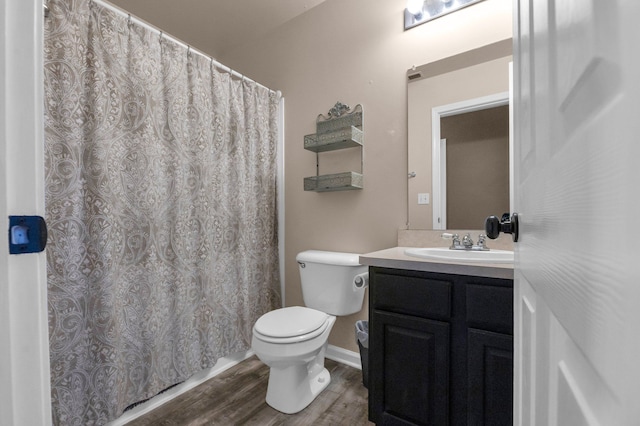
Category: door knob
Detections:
[{"x1": 485, "y1": 213, "x2": 519, "y2": 242}]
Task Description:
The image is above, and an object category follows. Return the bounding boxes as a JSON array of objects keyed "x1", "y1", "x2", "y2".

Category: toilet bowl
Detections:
[
  {"x1": 251, "y1": 250, "x2": 367, "y2": 414},
  {"x1": 251, "y1": 306, "x2": 337, "y2": 414}
]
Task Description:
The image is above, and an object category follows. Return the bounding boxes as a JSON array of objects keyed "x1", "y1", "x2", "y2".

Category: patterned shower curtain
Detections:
[{"x1": 44, "y1": 1, "x2": 281, "y2": 424}]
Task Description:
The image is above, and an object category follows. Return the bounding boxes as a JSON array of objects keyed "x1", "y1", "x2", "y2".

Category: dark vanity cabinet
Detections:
[{"x1": 368, "y1": 266, "x2": 513, "y2": 426}]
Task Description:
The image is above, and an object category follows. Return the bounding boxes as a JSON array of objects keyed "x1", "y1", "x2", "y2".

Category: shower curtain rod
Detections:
[{"x1": 90, "y1": 0, "x2": 279, "y2": 95}]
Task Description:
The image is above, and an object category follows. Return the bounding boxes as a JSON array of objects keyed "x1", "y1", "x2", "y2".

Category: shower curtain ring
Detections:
[{"x1": 127, "y1": 13, "x2": 132, "y2": 27}]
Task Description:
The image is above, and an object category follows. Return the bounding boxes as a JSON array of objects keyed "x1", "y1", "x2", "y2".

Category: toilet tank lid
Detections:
[{"x1": 296, "y1": 250, "x2": 362, "y2": 266}]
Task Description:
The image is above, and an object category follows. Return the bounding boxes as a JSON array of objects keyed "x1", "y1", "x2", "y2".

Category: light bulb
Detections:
[{"x1": 406, "y1": 0, "x2": 424, "y2": 16}]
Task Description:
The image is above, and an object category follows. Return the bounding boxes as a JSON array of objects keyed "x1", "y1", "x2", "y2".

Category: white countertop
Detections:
[{"x1": 359, "y1": 247, "x2": 514, "y2": 280}]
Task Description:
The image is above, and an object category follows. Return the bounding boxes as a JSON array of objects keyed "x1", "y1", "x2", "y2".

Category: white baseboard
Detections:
[
  {"x1": 326, "y1": 344, "x2": 363, "y2": 370},
  {"x1": 108, "y1": 350, "x2": 254, "y2": 425}
]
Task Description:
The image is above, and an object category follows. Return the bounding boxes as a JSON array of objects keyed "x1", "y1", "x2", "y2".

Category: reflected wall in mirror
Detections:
[
  {"x1": 407, "y1": 39, "x2": 512, "y2": 230},
  {"x1": 434, "y1": 94, "x2": 510, "y2": 229}
]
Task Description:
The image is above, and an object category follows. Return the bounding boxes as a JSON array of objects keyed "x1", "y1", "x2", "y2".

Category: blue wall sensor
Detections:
[{"x1": 8, "y1": 216, "x2": 47, "y2": 254}]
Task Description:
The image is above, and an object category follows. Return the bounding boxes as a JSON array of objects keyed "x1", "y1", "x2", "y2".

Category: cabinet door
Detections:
[
  {"x1": 370, "y1": 310, "x2": 450, "y2": 426},
  {"x1": 467, "y1": 329, "x2": 513, "y2": 426}
]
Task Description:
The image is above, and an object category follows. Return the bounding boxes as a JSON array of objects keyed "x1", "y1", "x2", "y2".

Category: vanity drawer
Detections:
[
  {"x1": 466, "y1": 282, "x2": 513, "y2": 334},
  {"x1": 371, "y1": 270, "x2": 452, "y2": 320}
]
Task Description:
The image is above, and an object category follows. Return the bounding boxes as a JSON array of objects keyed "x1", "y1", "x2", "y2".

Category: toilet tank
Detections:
[{"x1": 296, "y1": 250, "x2": 368, "y2": 316}]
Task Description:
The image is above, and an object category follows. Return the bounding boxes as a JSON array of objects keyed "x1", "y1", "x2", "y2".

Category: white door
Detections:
[{"x1": 513, "y1": 1, "x2": 640, "y2": 425}]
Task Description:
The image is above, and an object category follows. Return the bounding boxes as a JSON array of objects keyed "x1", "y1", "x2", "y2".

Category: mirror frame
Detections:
[{"x1": 431, "y1": 91, "x2": 510, "y2": 229}]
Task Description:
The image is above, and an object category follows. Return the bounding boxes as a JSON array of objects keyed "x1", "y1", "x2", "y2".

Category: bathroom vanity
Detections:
[{"x1": 360, "y1": 247, "x2": 514, "y2": 426}]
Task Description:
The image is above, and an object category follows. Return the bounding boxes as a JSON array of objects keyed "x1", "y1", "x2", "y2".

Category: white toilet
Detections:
[{"x1": 251, "y1": 250, "x2": 368, "y2": 414}]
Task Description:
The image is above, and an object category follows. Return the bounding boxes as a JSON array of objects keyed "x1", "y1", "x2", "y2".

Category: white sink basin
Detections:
[{"x1": 404, "y1": 247, "x2": 514, "y2": 264}]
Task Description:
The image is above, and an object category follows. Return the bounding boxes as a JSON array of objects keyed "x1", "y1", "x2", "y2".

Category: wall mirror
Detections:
[{"x1": 407, "y1": 39, "x2": 512, "y2": 230}]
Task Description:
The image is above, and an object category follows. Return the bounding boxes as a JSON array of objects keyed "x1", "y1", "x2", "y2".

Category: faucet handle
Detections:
[
  {"x1": 441, "y1": 233, "x2": 461, "y2": 249},
  {"x1": 474, "y1": 234, "x2": 491, "y2": 251},
  {"x1": 441, "y1": 233, "x2": 460, "y2": 242}
]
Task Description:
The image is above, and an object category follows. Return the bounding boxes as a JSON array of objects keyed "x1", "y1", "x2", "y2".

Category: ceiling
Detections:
[{"x1": 107, "y1": 0, "x2": 328, "y2": 58}]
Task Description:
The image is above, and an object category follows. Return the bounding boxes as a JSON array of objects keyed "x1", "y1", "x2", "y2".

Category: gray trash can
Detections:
[{"x1": 355, "y1": 320, "x2": 369, "y2": 388}]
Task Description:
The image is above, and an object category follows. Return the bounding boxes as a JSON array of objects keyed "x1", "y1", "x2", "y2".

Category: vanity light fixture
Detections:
[
  {"x1": 404, "y1": 0, "x2": 485, "y2": 30},
  {"x1": 406, "y1": 0, "x2": 424, "y2": 17}
]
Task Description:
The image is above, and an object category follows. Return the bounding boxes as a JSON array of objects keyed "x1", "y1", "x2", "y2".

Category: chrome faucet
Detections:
[
  {"x1": 462, "y1": 233, "x2": 474, "y2": 248},
  {"x1": 442, "y1": 233, "x2": 490, "y2": 251}
]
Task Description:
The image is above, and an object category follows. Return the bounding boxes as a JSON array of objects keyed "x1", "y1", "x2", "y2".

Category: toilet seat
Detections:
[{"x1": 253, "y1": 306, "x2": 331, "y2": 344}]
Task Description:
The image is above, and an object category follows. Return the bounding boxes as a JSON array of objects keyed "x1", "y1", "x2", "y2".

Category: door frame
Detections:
[{"x1": 0, "y1": 0, "x2": 52, "y2": 424}]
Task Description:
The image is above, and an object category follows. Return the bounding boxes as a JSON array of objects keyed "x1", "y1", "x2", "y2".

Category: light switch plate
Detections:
[{"x1": 418, "y1": 193, "x2": 430, "y2": 205}]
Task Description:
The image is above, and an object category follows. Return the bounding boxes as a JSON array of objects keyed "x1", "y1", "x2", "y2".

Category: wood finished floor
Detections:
[{"x1": 127, "y1": 356, "x2": 373, "y2": 425}]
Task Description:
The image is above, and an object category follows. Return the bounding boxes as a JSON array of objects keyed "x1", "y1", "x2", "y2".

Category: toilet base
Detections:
[{"x1": 264, "y1": 348, "x2": 331, "y2": 414}]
